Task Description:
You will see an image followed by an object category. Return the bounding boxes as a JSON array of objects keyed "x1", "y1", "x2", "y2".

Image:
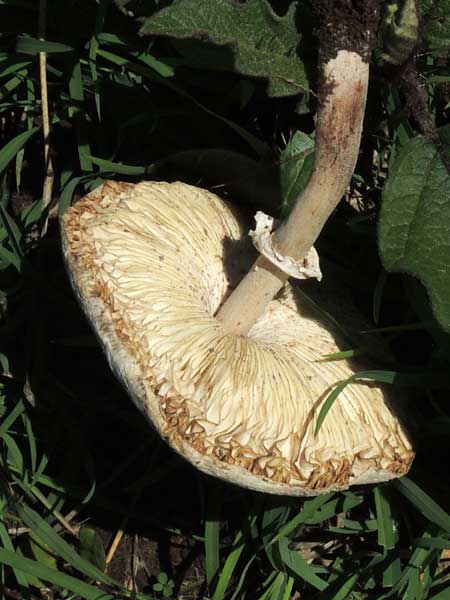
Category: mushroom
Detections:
[
  {"x1": 61, "y1": 0, "x2": 414, "y2": 495},
  {"x1": 61, "y1": 179, "x2": 414, "y2": 496}
]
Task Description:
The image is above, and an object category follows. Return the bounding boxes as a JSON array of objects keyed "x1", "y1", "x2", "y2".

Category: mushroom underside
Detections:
[{"x1": 61, "y1": 180, "x2": 414, "y2": 496}]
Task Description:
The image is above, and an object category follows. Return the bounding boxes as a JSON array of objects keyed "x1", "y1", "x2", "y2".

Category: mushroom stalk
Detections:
[{"x1": 217, "y1": 50, "x2": 369, "y2": 336}]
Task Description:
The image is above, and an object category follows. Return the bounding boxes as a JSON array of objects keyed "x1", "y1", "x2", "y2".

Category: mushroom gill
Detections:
[{"x1": 61, "y1": 180, "x2": 414, "y2": 496}]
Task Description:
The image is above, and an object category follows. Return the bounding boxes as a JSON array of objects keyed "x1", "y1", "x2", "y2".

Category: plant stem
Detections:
[
  {"x1": 217, "y1": 49, "x2": 370, "y2": 336},
  {"x1": 39, "y1": 0, "x2": 54, "y2": 235}
]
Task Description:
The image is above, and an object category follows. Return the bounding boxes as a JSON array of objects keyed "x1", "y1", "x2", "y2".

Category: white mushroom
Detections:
[{"x1": 61, "y1": 180, "x2": 413, "y2": 496}]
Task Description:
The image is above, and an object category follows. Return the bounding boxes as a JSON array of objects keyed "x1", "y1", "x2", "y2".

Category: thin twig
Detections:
[
  {"x1": 39, "y1": 0, "x2": 54, "y2": 235},
  {"x1": 106, "y1": 525, "x2": 126, "y2": 565},
  {"x1": 7, "y1": 526, "x2": 30, "y2": 536},
  {"x1": 31, "y1": 487, "x2": 78, "y2": 537}
]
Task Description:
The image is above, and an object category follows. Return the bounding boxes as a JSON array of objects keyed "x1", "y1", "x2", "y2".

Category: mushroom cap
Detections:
[{"x1": 61, "y1": 180, "x2": 414, "y2": 496}]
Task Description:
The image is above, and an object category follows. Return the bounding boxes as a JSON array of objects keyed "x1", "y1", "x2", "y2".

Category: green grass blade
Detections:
[
  {"x1": 281, "y1": 575, "x2": 294, "y2": 600},
  {"x1": 85, "y1": 155, "x2": 147, "y2": 175},
  {"x1": 373, "y1": 269, "x2": 388, "y2": 324},
  {"x1": 430, "y1": 586, "x2": 450, "y2": 599},
  {"x1": 0, "y1": 58, "x2": 33, "y2": 78},
  {"x1": 3, "y1": 432, "x2": 24, "y2": 475},
  {"x1": 0, "y1": 68, "x2": 29, "y2": 98},
  {"x1": 68, "y1": 60, "x2": 93, "y2": 172},
  {"x1": 393, "y1": 477, "x2": 450, "y2": 533},
  {"x1": 374, "y1": 486, "x2": 397, "y2": 550},
  {"x1": 314, "y1": 370, "x2": 404, "y2": 435},
  {"x1": 319, "y1": 348, "x2": 365, "y2": 362},
  {"x1": 0, "y1": 204, "x2": 23, "y2": 261},
  {"x1": 16, "y1": 36, "x2": 74, "y2": 54},
  {"x1": 0, "y1": 548, "x2": 117, "y2": 600},
  {"x1": 315, "y1": 367, "x2": 450, "y2": 436},
  {"x1": 89, "y1": 35, "x2": 101, "y2": 120},
  {"x1": 0, "y1": 523, "x2": 29, "y2": 588},
  {"x1": 212, "y1": 530, "x2": 245, "y2": 600},
  {"x1": 21, "y1": 199, "x2": 43, "y2": 229},
  {"x1": 258, "y1": 572, "x2": 284, "y2": 600},
  {"x1": 0, "y1": 127, "x2": 39, "y2": 175},
  {"x1": 0, "y1": 245, "x2": 20, "y2": 270},
  {"x1": 314, "y1": 379, "x2": 350, "y2": 436},
  {"x1": 16, "y1": 504, "x2": 117, "y2": 587},
  {"x1": 269, "y1": 494, "x2": 333, "y2": 545},
  {"x1": 417, "y1": 536, "x2": 450, "y2": 550},
  {"x1": 89, "y1": 0, "x2": 110, "y2": 121},
  {"x1": 205, "y1": 484, "x2": 222, "y2": 588},
  {"x1": 0, "y1": 399, "x2": 25, "y2": 438},
  {"x1": 59, "y1": 175, "x2": 97, "y2": 216},
  {"x1": 21, "y1": 414, "x2": 37, "y2": 474},
  {"x1": 326, "y1": 573, "x2": 359, "y2": 600},
  {"x1": 276, "y1": 537, "x2": 328, "y2": 591},
  {"x1": 135, "y1": 51, "x2": 174, "y2": 78}
]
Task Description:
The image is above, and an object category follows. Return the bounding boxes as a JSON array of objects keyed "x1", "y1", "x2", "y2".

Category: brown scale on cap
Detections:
[{"x1": 61, "y1": 180, "x2": 414, "y2": 496}]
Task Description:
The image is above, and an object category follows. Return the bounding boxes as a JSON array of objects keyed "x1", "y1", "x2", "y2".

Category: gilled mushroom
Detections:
[
  {"x1": 61, "y1": 0, "x2": 414, "y2": 495},
  {"x1": 61, "y1": 179, "x2": 413, "y2": 496}
]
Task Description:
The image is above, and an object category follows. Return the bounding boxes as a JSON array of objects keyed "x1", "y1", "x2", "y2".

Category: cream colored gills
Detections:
[{"x1": 62, "y1": 180, "x2": 414, "y2": 495}]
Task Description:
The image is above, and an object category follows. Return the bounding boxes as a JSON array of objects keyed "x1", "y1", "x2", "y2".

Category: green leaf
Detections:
[
  {"x1": 135, "y1": 51, "x2": 174, "y2": 78},
  {"x1": 279, "y1": 131, "x2": 314, "y2": 217},
  {"x1": 158, "y1": 572, "x2": 168, "y2": 585},
  {"x1": 315, "y1": 363, "x2": 450, "y2": 435},
  {"x1": 0, "y1": 399, "x2": 25, "y2": 438},
  {"x1": 379, "y1": 134, "x2": 450, "y2": 332},
  {"x1": 15, "y1": 36, "x2": 74, "y2": 54},
  {"x1": 374, "y1": 486, "x2": 398, "y2": 550},
  {"x1": 0, "y1": 203, "x2": 23, "y2": 262},
  {"x1": 16, "y1": 504, "x2": 116, "y2": 586},
  {"x1": 314, "y1": 370, "x2": 402, "y2": 436},
  {"x1": 86, "y1": 154, "x2": 148, "y2": 175},
  {"x1": 419, "y1": 0, "x2": 450, "y2": 53},
  {"x1": 430, "y1": 588, "x2": 450, "y2": 600},
  {"x1": 205, "y1": 484, "x2": 222, "y2": 588},
  {"x1": 374, "y1": 486, "x2": 401, "y2": 588},
  {"x1": 276, "y1": 537, "x2": 328, "y2": 591},
  {"x1": 0, "y1": 68, "x2": 30, "y2": 98},
  {"x1": 29, "y1": 533, "x2": 58, "y2": 571},
  {"x1": 0, "y1": 523, "x2": 29, "y2": 588},
  {"x1": 21, "y1": 199, "x2": 43, "y2": 228},
  {"x1": 140, "y1": 0, "x2": 308, "y2": 97},
  {"x1": 0, "y1": 244, "x2": 21, "y2": 270},
  {"x1": 0, "y1": 548, "x2": 117, "y2": 600},
  {"x1": 0, "y1": 127, "x2": 39, "y2": 175},
  {"x1": 0, "y1": 57, "x2": 33, "y2": 78},
  {"x1": 79, "y1": 526, "x2": 106, "y2": 573},
  {"x1": 68, "y1": 59, "x2": 93, "y2": 172},
  {"x1": 393, "y1": 477, "x2": 450, "y2": 533},
  {"x1": 325, "y1": 574, "x2": 360, "y2": 600},
  {"x1": 212, "y1": 530, "x2": 245, "y2": 600},
  {"x1": 416, "y1": 536, "x2": 450, "y2": 550},
  {"x1": 269, "y1": 493, "x2": 333, "y2": 545},
  {"x1": 59, "y1": 175, "x2": 92, "y2": 216}
]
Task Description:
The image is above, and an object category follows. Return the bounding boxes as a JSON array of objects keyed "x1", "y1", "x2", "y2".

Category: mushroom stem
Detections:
[{"x1": 217, "y1": 49, "x2": 369, "y2": 336}]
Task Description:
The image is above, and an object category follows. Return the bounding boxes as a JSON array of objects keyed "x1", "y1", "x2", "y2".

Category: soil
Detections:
[
  {"x1": 314, "y1": 0, "x2": 382, "y2": 62},
  {"x1": 98, "y1": 528, "x2": 205, "y2": 599}
]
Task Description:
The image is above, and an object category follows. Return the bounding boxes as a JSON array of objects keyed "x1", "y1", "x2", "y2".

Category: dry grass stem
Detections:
[{"x1": 39, "y1": 0, "x2": 54, "y2": 235}]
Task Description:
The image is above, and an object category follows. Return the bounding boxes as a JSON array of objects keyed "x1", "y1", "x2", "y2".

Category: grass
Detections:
[{"x1": 0, "y1": 0, "x2": 450, "y2": 598}]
